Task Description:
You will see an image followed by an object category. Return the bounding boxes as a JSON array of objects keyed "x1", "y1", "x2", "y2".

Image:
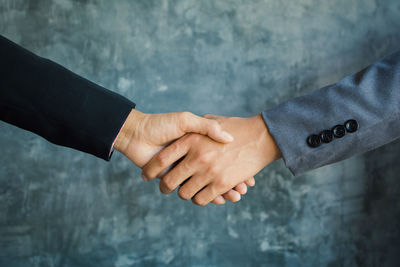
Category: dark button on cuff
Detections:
[
  {"x1": 345, "y1": 119, "x2": 358, "y2": 133},
  {"x1": 320, "y1": 130, "x2": 333, "y2": 143},
  {"x1": 307, "y1": 134, "x2": 321, "y2": 148},
  {"x1": 332, "y1": 125, "x2": 346, "y2": 138}
]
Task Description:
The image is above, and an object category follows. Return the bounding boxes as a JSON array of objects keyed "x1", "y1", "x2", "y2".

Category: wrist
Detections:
[
  {"x1": 114, "y1": 109, "x2": 145, "y2": 154},
  {"x1": 252, "y1": 114, "x2": 282, "y2": 165}
]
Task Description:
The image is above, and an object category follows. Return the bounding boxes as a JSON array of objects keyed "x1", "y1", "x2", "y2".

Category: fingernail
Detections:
[
  {"x1": 221, "y1": 131, "x2": 234, "y2": 142},
  {"x1": 142, "y1": 173, "x2": 149, "y2": 181}
]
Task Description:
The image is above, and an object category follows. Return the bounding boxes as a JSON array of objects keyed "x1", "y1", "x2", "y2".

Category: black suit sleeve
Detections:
[{"x1": 0, "y1": 35, "x2": 136, "y2": 160}]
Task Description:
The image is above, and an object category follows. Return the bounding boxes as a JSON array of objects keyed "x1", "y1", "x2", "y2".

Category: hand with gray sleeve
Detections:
[
  {"x1": 144, "y1": 50, "x2": 400, "y2": 206},
  {"x1": 263, "y1": 50, "x2": 400, "y2": 175}
]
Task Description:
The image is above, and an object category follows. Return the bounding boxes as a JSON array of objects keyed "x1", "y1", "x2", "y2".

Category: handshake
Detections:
[{"x1": 114, "y1": 109, "x2": 281, "y2": 206}]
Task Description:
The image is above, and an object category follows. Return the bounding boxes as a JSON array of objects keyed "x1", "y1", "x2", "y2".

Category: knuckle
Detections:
[
  {"x1": 196, "y1": 150, "x2": 217, "y2": 165},
  {"x1": 156, "y1": 152, "x2": 169, "y2": 167},
  {"x1": 210, "y1": 120, "x2": 220, "y2": 130},
  {"x1": 206, "y1": 164, "x2": 219, "y2": 177},
  {"x1": 168, "y1": 142, "x2": 180, "y2": 156},
  {"x1": 180, "y1": 111, "x2": 193, "y2": 119},
  {"x1": 178, "y1": 112, "x2": 193, "y2": 129},
  {"x1": 214, "y1": 177, "x2": 230, "y2": 190},
  {"x1": 180, "y1": 160, "x2": 192, "y2": 173},
  {"x1": 209, "y1": 120, "x2": 222, "y2": 134},
  {"x1": 197, "y1": 152, "x2": 212, "y2": 164}
]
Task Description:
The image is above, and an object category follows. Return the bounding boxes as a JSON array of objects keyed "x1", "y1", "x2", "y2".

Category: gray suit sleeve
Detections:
[{"x1": 262, "y1": 51, "x2": 400, "y2": 176}]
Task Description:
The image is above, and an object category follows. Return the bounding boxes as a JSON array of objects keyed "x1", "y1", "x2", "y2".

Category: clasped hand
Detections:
[{"x1": 115, "y1": 109, "x2": 281, "y2": 206}]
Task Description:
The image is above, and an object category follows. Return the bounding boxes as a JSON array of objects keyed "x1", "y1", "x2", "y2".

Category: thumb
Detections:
[{"x1": 180, "y1": 112, "x2": 234, "y2": 143}]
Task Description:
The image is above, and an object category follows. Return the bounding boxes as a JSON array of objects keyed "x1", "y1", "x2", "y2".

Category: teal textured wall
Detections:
[{"x1": 1, "y1": 0, "x2": 400, "y2": 266}]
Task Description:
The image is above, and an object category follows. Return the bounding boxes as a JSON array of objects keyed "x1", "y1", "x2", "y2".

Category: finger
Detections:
[
  {"x1": 245, "y1": 177, "x2": 255, "y2": 187},
  {"x1": 142, "y1": 136, "x2": 190, "y2": 181},
  {"x1": 234, "y1": 183, "x2": 248, "y2": 195},
  {"x1": 180, "y1": 112, "x2": 233, "y2": 143},
  {"x1": 211, "y1": 195, "x2": 226, "y2": 205},
  {"x1": 223, "y1": 190, "x2": 242, "y2": 203},
  {"x1": 177, "y1": 174, "x2": 210, "y2": 200},
  {"x1": 159, "y1": 159, "x2": 196, "y2": 194},
  {"x1": 192, "y1": 184, "x2": 222, "y2": 206}
]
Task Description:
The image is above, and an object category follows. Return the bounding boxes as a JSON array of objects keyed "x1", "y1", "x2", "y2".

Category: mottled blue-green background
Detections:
[{"x1": 1, "y1": 0, "x2": 400, "y2": 266}]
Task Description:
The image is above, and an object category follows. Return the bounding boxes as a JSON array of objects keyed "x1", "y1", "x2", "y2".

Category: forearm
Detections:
[
  {"x1": 262, "y1": 50, "x2": 400, "y2": 175},
  {"x1": 0, "y1": 35, "x2": 135, "y2": 160}
]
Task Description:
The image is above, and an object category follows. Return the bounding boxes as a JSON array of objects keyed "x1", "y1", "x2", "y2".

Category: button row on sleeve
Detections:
[{"x1": 306, "y1": 119, "x2": 358, "y2": 148}]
